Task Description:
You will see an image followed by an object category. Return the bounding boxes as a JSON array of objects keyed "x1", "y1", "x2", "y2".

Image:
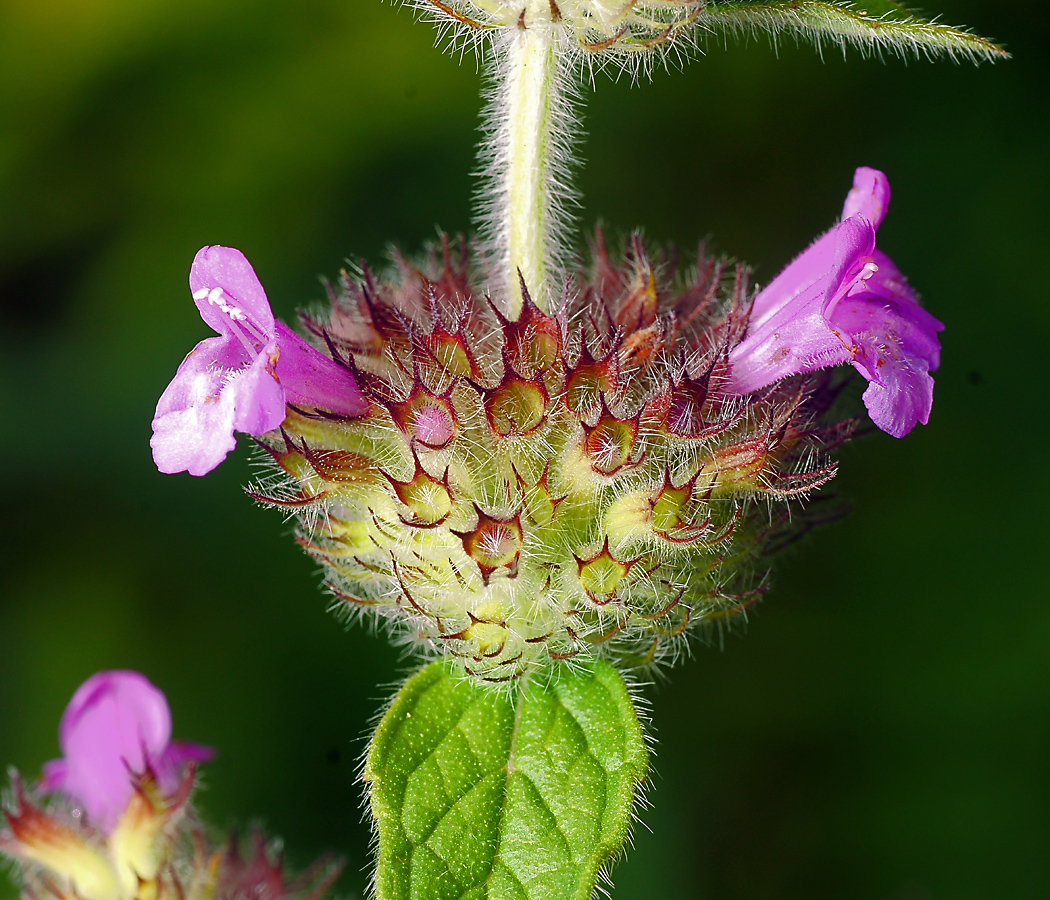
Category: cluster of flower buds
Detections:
[
  {"x1": 151, "y1": 168, "x2": 940, "y2": 683},
  {"x1": 1, "y1": 672, "x2": 341, "y2": 900}
]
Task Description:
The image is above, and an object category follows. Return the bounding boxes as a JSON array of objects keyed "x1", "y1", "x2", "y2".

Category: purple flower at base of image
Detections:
[
  {"x1": 151, "y1": 246, "x2": 369, "y2": 476},
  {"x1": 39, "y1": 671, "x2": 213, "y2": 833},
  {"x1": 725, "y1": 167, "x2": 944, "y2": 438}
]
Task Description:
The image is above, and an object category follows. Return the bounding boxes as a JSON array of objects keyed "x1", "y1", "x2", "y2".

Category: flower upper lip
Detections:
[{"x1": 38, "y1": 671, "x2": 213, "y2": 834}]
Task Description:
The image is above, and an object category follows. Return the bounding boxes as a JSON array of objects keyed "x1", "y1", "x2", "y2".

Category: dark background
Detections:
[{"x1": 1, "y1": 2, "x2": 1046, "y2": 898}]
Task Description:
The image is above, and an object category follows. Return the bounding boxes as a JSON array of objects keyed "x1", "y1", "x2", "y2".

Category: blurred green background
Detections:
[{"x1": 1, "y1": 2, "x2": 1046, "y2": 898}]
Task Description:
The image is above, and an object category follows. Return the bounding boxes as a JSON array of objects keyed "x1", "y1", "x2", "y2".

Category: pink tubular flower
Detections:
[
  {"x1": 151, "y1": 246, "x2": 369, "y2": 476},
  {"x1": 725, "y1": 167, "x2": 944, "y2": 438},
  {"x1": 39, "y1": 671, "x2": 212, "y2": 833}
]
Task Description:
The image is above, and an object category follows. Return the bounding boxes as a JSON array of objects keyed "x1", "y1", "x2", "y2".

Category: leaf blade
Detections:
[{"x1": 365, "y1": 659, "x2": 647, "y2": 900}]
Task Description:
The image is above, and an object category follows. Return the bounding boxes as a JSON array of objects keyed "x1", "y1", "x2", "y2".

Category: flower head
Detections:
[
  {"x1": 153, "y1": 186, "x2": 940, "y2": 683},
  {"x1": 725, "y1": 167, "x2": 944, "y2": 438},
  {"x1": 241, "y1": 235, "x2": 850, "y2": 683},
  {"x1": 38, "y1": 670, "x2": 212, "y2": 833},
  {"x1": 151, "y1": 246, "x2": 368, "y2": 476}
]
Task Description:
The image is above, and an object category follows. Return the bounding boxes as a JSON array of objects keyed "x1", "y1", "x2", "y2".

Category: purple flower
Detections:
[
  {"x1": 725, "y1": 167, "x2": 944, "y2": 438},
  {"x1": 39, "y1": 671, "x2": 213, "y2": 833},
  {"x1": 151, "y1": 246, "x2": 369, "y2": 476}
]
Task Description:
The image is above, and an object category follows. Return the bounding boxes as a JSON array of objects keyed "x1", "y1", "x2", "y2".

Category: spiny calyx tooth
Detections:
[
  {"x1": 575, "y1": 537, "x2": 641, "y2": 603},
  {"x1": 481, "y1": 356, "x2": 549, "y2": 437},
  {"x1": 386, "y1": 453, "x2": 454, "y2": 526},
  {"x1": 564, "y1": 341, "x2": 618, "y2": 416},
  {"x1": 582, "y1": 399, "x2": 640, "y2": 476},
  {"x1": 497, "y1": 276, "x2": 562, "y2": 375},
  {"x1": 387, "y1": 377, "x2": 459, "y2": 449},
  {"x1": 452, "y1": 504, "x2": 524, "y2": 584}
]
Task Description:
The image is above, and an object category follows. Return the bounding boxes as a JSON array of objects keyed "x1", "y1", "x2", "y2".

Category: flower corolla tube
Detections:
[
  {"x1": 151, "y1": 246, "x2": 368, "y2": 476},
  {"x1": 725, "y1": 167, "x2": 944, "y2": 438}
]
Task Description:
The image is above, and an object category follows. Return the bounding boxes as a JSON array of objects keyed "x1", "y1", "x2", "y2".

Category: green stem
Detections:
[
  {"x1": 485, "y1": 17, "x2": 572, "y2": 317},
  {"x1": 504, "y1": 26, "x2": 555, "y2": 314}
]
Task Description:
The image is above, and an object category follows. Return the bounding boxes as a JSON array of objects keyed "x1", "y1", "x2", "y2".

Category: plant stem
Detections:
[{"x1": 484, "y1": 18, "x2": 572, "y2": 317}]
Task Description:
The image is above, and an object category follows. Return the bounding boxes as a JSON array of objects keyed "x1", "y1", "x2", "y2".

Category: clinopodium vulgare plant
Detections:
[{"x1": 6, "y1": 3, "x2": 998, "y2": 900}]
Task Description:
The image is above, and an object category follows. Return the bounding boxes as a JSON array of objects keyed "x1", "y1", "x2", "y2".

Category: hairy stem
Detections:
[{"x1": 482, "y1": 20, "x2": 574, "y2": 316}]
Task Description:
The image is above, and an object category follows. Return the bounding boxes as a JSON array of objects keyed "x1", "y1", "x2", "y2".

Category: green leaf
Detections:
[
  {"x1": 693, "y1": 1, "x2": 1008, "y2": 63},
  {"x1": 364, "y1": 658, "x2": 648, "y2": 900}
]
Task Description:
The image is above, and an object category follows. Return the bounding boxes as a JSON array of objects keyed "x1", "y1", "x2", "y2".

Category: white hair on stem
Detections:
[{"x1": 476, "y1": 23, "x2": 583, "y2": 317}]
